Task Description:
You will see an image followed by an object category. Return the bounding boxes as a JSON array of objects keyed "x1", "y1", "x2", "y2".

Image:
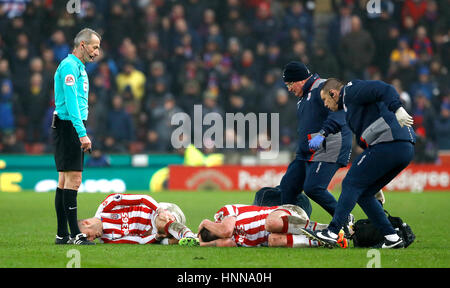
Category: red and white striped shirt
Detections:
[
  {"x1": 214, "y1": 204, "x2": 279, "y2": 247},
  {"x1": 95, "y1": 193, "x2": 160, "y2": 244}
]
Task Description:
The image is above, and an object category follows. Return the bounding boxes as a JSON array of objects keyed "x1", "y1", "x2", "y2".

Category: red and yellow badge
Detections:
[{"x1": 64, "y1": 74, "x2": 75, "y2": 86}]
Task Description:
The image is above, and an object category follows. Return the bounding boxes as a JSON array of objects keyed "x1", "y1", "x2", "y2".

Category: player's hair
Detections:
[
  {"x1": 322, "y1": 78, "x2": 345, "y2": 95},
  {"x1": 199, "y1": 227, "x2": 219, "y2": 242},
  {"x1": 73, "y1": 28, "x2": 101, "y2": 48}
]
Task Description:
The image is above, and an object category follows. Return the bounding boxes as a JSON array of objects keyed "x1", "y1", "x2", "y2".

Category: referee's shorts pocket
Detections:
[{"x1": 53, "y1": 120, "x2": 84, "y2": 172}]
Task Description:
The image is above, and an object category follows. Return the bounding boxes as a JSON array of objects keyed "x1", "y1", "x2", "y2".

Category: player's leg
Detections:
[
  {"x1": 303, "y1": 161, "x2": 340, "y2": 216},
  {"x1": 268, "y1": 233, "x2": 320, "y2": 248},
  {"x1": 55, "y1": 172, "x2": 70, "y2": 244},
  {"x1": 265, "y1": 205, "x2": 327, "y2": 234},
  {"x1": 279, "y1": 159, "x2": 307, "y2": 205}
]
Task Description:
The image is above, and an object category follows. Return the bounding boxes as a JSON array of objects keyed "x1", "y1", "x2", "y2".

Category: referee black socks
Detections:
[
  {"x1": 55, "y1": 187, "x2": 69, "y2": 237},
  {"x1": 63, "y1": 189, "x2": 82, "y2": 238}
]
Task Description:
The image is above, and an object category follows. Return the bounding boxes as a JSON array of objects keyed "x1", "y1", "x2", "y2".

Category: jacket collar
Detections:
[
  {"x1": 68, "y1": 54, "x2": 85, "y2": 67},
  {"x1": 338, "y1": 87, "x2": 345, "y2": 110},
  {"x1": 302, "y1": 73, "x2": 320, "y2": 96}
]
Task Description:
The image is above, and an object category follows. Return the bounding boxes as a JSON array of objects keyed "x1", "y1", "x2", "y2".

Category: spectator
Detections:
[
  {"x1": 327, "y1": 3, "x2": 353, "y2": 56},
  {"x1": 106, "y1": 95, "x2": 135, "y2": 149},
  {"x1": 309, "y1": 43, "x2": 340, "y2": 79},
  {"x1": 0, "y1": 79, "x2": 15, "y2": 133},
  {"x1": 390, "y1": 37, "x2": 417, "y2": 67},
  {"x1": 251, "y1": 2, "x2": 281, "y2": 45},
  {"x1": 389, "y1": 52, "x2": 417, "y2": 92},
  {"x1": 402, "y1": 0, "x2": 427, "y2": 26},
  {"x1": 144, "y1": 130, "x2": 166, "y2": 152},
  {"x1": 429, "y1": 59, "x2": 449, "y2": 106},
  {"x1": 85, "y1": 149, "x2": 110, "y2": 167},
  {"x1": 25, "y1": 72, "x2": 49, "y2": 142},
  {"x1": 116, "y1": 61, "x2": 146, "y2": 101},
  {"x1": 410, "y1": 66, "x2": 437, "y2": 101},
  {"x1": 149, "y1": 93, "x2": 184, "y2": 152},
  {"x1": 284, "y1": 1, "x2": 314, "y2": 45},
  {"x1": 140, "y1": 32, "x2": 167, "y2": 65},
  {"x1": 367, "y1": 5, "x2": 398, "y2": 75},
  {"x1": 264, "y1": 42, "x2": 284, "y2": 70},
  {"x1": 1, "y1": 132, "x2": 25, "y2": 153},
  {"x1": 10, "y1": 45, "x2": 30, "y2": 100},
  {"x1": 272, "y1": 88, "x2": 296, "y2": 140},
  {"x1": 49, "y1": 30, "x2": 70, "y2": 63},
  {"x1": 146, "y1": 60, "x2": 171, "y2": 96},
  {"x1": 238, "y1": 74, "x2": 259, "y2": 113},
  {"x1": 105, "y1": 2, "x2": 133, "y2": 57},
  {"x1": 412, "y1": 92, "x2": 438, "y2": 163},
  {"x1": 236, "y1": 49, "x2": 261, "y2": 83},
  {"x1": 226, "y1": 94, "x2": 246, "y2": 114},
  {"x1": 117, "y1": 38, "x2": 145, "y2": 73},
  {"x1": 412, "y1": 25, "x2": 433, "y2": 61},
  {"x1": 434, "y1": 96, "x2": 450, "y2": 150},
  {"x1": 178, "y1": 80, "x2": 203, "y2": 116},
  {"x1": 338, "y1": 15, "x2": 375, "y2": 80},
  {"x1": 258, "y1": 69, "x2": 283, "y2": 113}
]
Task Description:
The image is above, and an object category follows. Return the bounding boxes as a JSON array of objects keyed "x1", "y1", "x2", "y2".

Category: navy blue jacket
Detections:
[
  {"x1": 295, "y1": 74, "x2": 352, "y2": 166},
  {"x1": 339, "y1": 80, "x2": 416, "y2": 149}
]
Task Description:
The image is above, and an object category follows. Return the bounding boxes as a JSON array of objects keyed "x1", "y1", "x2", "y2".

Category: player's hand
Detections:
[
  {"x1": 198, "y1": 219, "x2": 213, "y2": 233},
  {"x1": 80, "y1": 136, "x2": 92, "y2": 153},
  {"x1": 308, "y1": 135, "x2": 325, "y2": 151},
  {"x1": 395, "y1": 107, "x2": 413, "y2": 128}
]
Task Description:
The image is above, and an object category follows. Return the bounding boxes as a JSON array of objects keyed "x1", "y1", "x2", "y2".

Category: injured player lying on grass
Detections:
[
  {"x1": 195, "y1": 204, "x2": 347, "y2": 248},
  {"x1": 77, "y1": 193, "x2": 197, "y2": 244}
]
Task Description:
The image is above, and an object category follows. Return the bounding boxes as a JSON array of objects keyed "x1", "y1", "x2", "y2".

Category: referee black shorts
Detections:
[{"x1": 52, "y1": 115, "x2": 86, "y2": 172}]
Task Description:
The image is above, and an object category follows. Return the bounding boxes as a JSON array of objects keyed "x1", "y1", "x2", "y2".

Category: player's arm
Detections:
[
  {"x1": 200, "y1": 238, "x2": 237, "y2": 247},
  {"x1": 60, "y1": 63, "x2": 87, "y2": 138},
  {"x1": 198, "y1": 217, "x2": 236, "y2": 239}
]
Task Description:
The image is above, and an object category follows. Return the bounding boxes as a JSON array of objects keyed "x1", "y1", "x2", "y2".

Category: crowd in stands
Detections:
[{"x1": 0, "y1": 0, "x2": 448, "y2": 163}]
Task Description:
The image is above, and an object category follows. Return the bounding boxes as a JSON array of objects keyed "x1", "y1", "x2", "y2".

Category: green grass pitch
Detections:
[{"x1": 0, "y1": 190, "x2": 449, "y2": 268}]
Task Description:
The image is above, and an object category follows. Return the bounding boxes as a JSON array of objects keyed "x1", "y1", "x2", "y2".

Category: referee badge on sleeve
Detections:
[{"x1": 65, "y1": 74, "x2": 75, "y2": 86}]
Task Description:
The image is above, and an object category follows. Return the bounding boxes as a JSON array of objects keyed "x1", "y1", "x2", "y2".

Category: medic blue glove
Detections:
[{"x1": 308, "y1": 134, "x2": 325, "y2": 151}]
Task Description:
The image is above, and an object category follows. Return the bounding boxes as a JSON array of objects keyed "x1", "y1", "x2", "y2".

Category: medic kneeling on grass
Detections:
[{"x1": 78, "y1": 193, "x2": 198, "y2": 245}]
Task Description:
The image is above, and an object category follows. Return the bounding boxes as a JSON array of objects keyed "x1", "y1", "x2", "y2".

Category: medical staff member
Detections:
[{"x1": 302, "y1": 78, "x2": 415, "y2": 249}]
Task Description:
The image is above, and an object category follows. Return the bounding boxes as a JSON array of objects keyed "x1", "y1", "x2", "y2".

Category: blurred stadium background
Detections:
[{"x1": 0, "y1": 0, "x2": 449, "y2": 194}]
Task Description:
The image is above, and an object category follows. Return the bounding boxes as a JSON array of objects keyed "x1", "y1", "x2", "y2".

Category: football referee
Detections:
[{"x1": 53, "y1": 28, "x2": 101, "y2": 245}]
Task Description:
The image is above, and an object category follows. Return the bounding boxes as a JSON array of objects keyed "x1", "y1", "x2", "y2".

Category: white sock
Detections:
[
  {"x1": 291, "y1": 234, "x2": 320, "y2": 247},
  {"x1": 167, "y1": 221, "x2": 196, "y2": 240},
  {"x1": 385, "y1": 234, "x2": 400, "y2": 242}
]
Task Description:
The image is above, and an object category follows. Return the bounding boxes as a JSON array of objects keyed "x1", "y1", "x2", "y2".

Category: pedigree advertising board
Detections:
[{"x1": 168, "y1": 165, "x2": 450, "y2": 192}]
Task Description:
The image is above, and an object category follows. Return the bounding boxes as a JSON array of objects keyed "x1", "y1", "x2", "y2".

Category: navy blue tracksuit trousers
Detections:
[
  {"x1": 327, "y1": 141, "x2": 415, "y2": 236},
  {"x1": 280, "y1": 158, "x2": 340, "y2": 216}
]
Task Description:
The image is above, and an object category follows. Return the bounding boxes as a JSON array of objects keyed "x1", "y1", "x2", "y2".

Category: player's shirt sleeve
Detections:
[
  {"x1": 214, "y1": 205, "x2": 238, "y2": 222},
  {"x1": 100, "y1": 193, "x2": 159, "y2": 213},
  {"x1": 59, "y1": 62, "x2": 87, "y2": 138}
]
